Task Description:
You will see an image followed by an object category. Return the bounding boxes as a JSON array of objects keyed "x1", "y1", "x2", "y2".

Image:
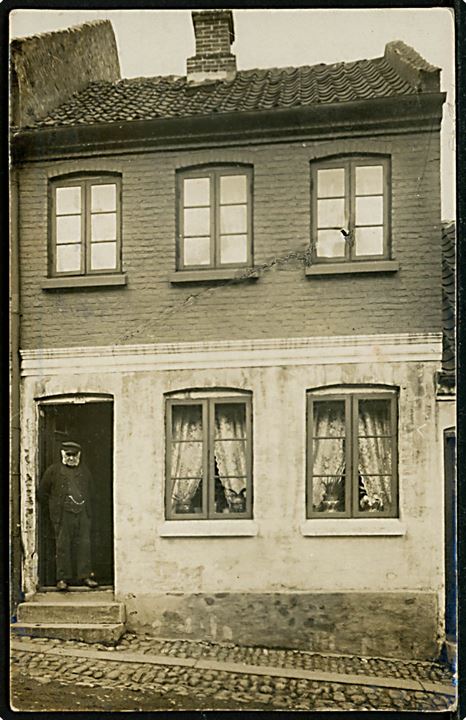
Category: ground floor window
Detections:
[
  {"x1": 307, "y1": 389, "x2": 398, "y2": 518},
  {"x1": 165, "y1": 394, "x2": 252, "y2": 519}
]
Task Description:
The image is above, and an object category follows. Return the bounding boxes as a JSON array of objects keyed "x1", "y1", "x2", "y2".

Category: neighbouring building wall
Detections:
[
  {"x1": 19, "y1": 336, "x2": 444, "y2": 658},
  {"x1": 18, "y1": 130, "x2": 442, "y2": 349},
  {"x1": 10, "y1": 21, "x2": 120, "y2": 128}
]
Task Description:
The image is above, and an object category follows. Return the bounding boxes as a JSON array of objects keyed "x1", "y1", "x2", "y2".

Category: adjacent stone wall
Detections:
[
  {"x1": 123, "y1": 591, "x2": 438, "y2": 660},
  {"x1": 10, "y1": 21, "x2": 120, "y2": 127},
  {"x1": 18, "y1": 131, "x2": 442, "y2": 349}
]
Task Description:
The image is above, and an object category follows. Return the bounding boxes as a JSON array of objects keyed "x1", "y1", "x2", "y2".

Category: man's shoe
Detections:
[
  {"x1": 83, "y1": 576, "x2": 98, "y2": 589},
  {"x1": 56, "y1": 580, "x2": 68, "y2": 591}
]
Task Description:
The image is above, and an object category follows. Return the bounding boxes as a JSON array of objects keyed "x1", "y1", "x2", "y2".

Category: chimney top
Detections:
[{"x1": 186, "y1": 9, "x2": 237, "y2": 85}]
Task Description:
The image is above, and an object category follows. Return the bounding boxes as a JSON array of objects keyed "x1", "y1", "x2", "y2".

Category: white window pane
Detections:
[
  {"x1": 220, "y1": 234, "x2": 248, "y2": 264},
  {"x1": 91, "y1": 242, "x2": 117, "y2": 270},
  {"x1": 220, "y1": 174, "x2": 247, "y2": 204},
  {"x1": 220, "y1": 205, "x2": 247, "y2": 234},
  {"x1": 312, "y1": 475, "x2": 346, "y2": 513},
  {"x1": 91, "y1": 213, "x2": 117, "y2": 241},
  {"x1": 56, "y1": 244, "x2": 81, "y2": 273},
  {"x1": 184, "y1": 207, "x2": 210, "y2": 236},
  {"x1": 358, "y1": 399, "x2": 391, "y2": 436},
  {"x1": 184, "y1": 236, "x2": 211, "y2": 266},
  {"x1": 184, "y1": 177, "x2": 210, "y2": 207},
  {"x1": 356, "y1": 165, "x2": 383, "y2": 195},
  {"x1": 56, "y1": 186, "x2": 81, "y2": 215},
  {"x1": 91, "y1": 183, "x2": 116, "y2": 212},
  {"x1": 316, "y1": 229, "x2": 346, "y2": 258},
  {"x1": 317, "y1": 198, "x2": 345, "y2": 228},
  {"x1": 356, "y1": 196, "x2": 383, "y2": 225},
  {"x1": 354, "y1": 227, "x2": 384, "y2": 256},
  {"x1": 317, "y1": 168, "x2": 345, "y2": 198},
  {"x1": 56, "y1": 214, "x2": 81, "y2": 243}
]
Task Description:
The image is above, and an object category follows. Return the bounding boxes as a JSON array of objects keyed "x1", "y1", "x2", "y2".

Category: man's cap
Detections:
[{"x1": 61, "y1": 441, "x2": 81, "y2": 454}]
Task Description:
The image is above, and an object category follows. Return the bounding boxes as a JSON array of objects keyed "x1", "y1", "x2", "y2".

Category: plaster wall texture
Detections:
[
  {"x1": 18, "y1": 131, "x2": 442, "y2": 350},
  {"x1": 20, "y1": 356, "x2": 443, "y2": 600}
]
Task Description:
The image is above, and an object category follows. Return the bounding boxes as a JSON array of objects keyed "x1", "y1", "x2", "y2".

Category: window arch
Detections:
[
  {"x1": 49, "y1": 173, "x2": 122, "y2": 277},
  {"x1": 311, "y1": 155, "x2": 391, "y2": 263},
  {"x1": 165, "y1": 388, "x2": 253, "y2": 519},
  {"x1": 176, "y1": 165, "x2": 253, "y2": 271},
  {"x1": 306, "y1": 385, "x2": 398, "y2": 518}
]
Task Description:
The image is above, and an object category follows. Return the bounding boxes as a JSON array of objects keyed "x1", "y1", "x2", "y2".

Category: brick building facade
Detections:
[{"x1": 10, "y1": 12, "x2": 455, "y2": 659}]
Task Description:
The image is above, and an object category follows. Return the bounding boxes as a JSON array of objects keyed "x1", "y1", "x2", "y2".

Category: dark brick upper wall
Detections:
[
  {"x1": 10, "y1": 21, "x2": 120, "y2": 128},
  {"x1": 18, "y1": 130, "x2": 442, "y2": 349}
]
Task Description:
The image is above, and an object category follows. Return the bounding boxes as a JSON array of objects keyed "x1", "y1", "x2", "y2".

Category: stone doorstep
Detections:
[
  {"x1": 11, "y1": 639, "x2": 456, "y2": 697},
  {"x1": 32, "y1": 589, "x2": 114, "y2": 602},
  {"x1": 17, "y1": 602, "x2": 126, "y2": 624},
  {"x1": 11, "y1": 623, "x2": 125, "y2": 644}
]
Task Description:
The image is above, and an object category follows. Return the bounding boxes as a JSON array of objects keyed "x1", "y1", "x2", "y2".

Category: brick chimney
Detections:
[{"x1": 186, "y1": 10, "x2": 237, "y2": 84}]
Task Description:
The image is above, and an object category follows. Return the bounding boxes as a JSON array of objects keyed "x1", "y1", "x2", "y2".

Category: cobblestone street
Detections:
[{"x1": 11, "y1": 633, "x2": 456, "y2": 712}]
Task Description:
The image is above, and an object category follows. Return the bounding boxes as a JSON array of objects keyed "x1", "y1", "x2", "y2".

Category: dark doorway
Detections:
[
  {"x1": 444, "y1": 429, "x2": 456, "y2": 642},
  {"x1": 38, "y1": 399, "x2": 114, "y2": 587}
]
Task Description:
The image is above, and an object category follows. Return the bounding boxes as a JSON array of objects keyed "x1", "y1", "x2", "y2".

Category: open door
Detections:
[
  {"x1": 444, "y1": 429, "x2": 456, "y2": 650},
  {"x1": 38, "y1": 398, "x2": 114, "y2": 587}
]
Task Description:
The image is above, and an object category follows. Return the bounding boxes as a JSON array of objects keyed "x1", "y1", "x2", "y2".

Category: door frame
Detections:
[
  {"x1": 35, "y1": 393, "x2": 115, "y2": 590},
  {"x1": 443, "y1": 426, "x2": 456, "y2": 642}
]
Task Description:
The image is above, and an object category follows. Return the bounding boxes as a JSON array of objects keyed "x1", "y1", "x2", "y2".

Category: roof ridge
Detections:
[{"x1": 11, "y1": 19, "x2": 111, "y2": 45}]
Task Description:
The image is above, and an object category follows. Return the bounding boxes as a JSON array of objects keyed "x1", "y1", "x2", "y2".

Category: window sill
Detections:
[
  {"x1": 305, "y1": 260, "x2": 399, "y2": 276},
  {"x1": 42, "y1": 273, "x2": 127, "y2": 290},
  {"x1": 300, "y1": 519, "x2": 406, "y2": 537},
  {"x1": 170, "y1": 269, "x2": 259, "y2": 283},
  {"x1": 159, "y1": 520, "x2": 258, "y2": 537}
]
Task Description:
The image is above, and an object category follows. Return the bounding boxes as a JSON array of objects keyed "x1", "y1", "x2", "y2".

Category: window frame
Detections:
[
  {"x1": 306, "y1": 389, "x2": 398, "y2": 519},
  {"x1": 49, "y1": 175, "x2": 122, "y2": 277},
  {"x1": 176, "y1": 166, "x2": 253, "y2": 271},
  {"x1": 165, "y1": 395, "x2": 253, "y2": 520},
  {"x1": 311, "y1": 156, "x2": 391, "y2": 264}
]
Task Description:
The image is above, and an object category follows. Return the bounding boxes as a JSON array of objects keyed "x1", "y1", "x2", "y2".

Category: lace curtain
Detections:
[
  {"x1": 312, "y1": 397, "x2": 393, "y2": 514},
  {"x1": 171, "y1": 404, "x2": 203, "y2": 513},
  {"x1": 312, "y1": 400, "x2": 346, "y2": 512},
  {"x1": 170, "y1": 401, "x2": 248, "y2": 515},
  {"x1": 357, "y1": 399, "x2": 392, "y2": 512},
  {"x1": 214, "y1": 403, "x2": 247, "y2": 513}
]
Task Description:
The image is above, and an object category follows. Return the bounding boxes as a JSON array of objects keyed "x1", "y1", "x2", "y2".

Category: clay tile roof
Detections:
[
  {"x1": 24, "y1": 40, "x2": 439, "y2": 130},
  {"x1": 442, "y1": 221, "x2": 456, "y2": 376}
]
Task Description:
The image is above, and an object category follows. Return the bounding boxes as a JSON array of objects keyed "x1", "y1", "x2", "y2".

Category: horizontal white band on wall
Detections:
[
  {"x1": 20, "y1": 332, "x2": 442, "y2": 377},
  {"x1": 158, "y1": 520, "x2": 259, "y2": 537},
  {"x1": 300, "y1": 519, "x2": 407, "y2": 537}
]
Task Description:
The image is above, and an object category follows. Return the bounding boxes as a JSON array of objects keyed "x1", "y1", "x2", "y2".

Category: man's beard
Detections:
[{"x1": 61, "y1": 452, "x2": 81, "y2": 467}]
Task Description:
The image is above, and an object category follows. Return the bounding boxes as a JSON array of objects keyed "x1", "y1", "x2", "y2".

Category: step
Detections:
[
  {"x1": 11, "y1": 622, "x2": 125, "y2": 644},
  {"x1": 17, "y1": 601, "x2": 125, "y2": 624}
]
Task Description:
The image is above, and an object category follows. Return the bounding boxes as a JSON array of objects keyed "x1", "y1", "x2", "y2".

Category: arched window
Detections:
[
  {"x1": 49, "y1": 174, "x2": 122, "y2": 277},
  {"x1": 307, "y1": 386, "x2": 398, "y2": 518},
  {"x1": 165, "y1": 389, "x2": 252, "y2": 519},
  {"x1": 176, "y1": 165, "x2": 253, "y2": 271},
  {"x1": 311, "y1": 156, "x2": 391, "y2": 263}
]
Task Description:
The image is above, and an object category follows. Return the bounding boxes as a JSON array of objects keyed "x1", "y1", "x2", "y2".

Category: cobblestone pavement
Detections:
[{"x1": 11, "y1": 634, "x2": 456, "y2": 712}]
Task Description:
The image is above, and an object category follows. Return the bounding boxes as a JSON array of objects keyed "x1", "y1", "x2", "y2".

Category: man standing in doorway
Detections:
[{"x1": 38, "y1": 441, "x2": 98, "y2": 591}]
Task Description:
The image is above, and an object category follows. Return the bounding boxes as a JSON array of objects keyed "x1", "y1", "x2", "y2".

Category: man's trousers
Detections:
[{"x1": 54, "y1": 510, "x2": 92, "y2": 581}]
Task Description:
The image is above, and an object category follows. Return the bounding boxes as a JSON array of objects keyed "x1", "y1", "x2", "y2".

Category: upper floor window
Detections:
[
  {"x1": 311, "y1": 157, "x2": 390, "y2": 263},
  {"x1": 177, "y1": 166, "x2": 252, "y2": 270},
  {"x1": 307, "y1": 388, "x2": 398, "y2": 518},
  {"x1": 50, "y1": 176, "x2": 121, "y2": 276},
  {"x1": 166, "y1": 392, "x2": 252, "y2": 519}
]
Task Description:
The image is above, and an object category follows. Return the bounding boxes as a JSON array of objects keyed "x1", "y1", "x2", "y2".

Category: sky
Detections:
[{"x1": 10, "y1": 8, "x2": 455, "y2": 219}]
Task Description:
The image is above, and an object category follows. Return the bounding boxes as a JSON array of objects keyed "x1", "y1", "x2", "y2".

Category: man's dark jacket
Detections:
[{"x1": 38, "y1": 462, "x2": 92, "y2": 528}]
